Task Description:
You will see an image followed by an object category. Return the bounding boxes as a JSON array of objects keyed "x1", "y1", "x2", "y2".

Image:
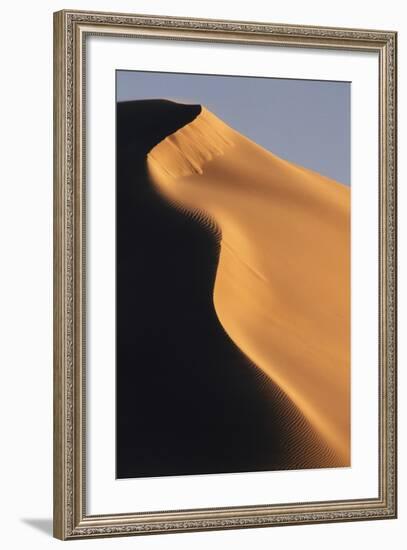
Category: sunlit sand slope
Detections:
[{"x1": 147, "y1": 106, "x2": 350, "y2": 466}]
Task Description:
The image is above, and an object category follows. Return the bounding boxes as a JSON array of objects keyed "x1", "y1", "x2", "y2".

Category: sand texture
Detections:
[{"x1": 147, "y1": 106, "x2": 350, "y2": 466}]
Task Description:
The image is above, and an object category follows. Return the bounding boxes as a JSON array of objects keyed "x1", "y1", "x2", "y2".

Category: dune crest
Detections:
[
  {"x1": 148, "y1": 108, "x2": 235, "y2": 178},
  {"x1": 147, "y1": 106, "x2": 350, "y2": 467}
]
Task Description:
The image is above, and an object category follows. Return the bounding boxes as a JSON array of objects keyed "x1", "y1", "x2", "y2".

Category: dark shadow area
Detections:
[
  {"x1": 116, "y1": 99, "x2": 330, "y2": 478},
  {"x1": 21, "y1": 518, "x2": 53, "y2": 537}
]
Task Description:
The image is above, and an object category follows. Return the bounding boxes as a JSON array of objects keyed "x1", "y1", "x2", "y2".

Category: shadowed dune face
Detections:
[{"x1": 147, "y1": 105, "x2": 350, "y2": 466}]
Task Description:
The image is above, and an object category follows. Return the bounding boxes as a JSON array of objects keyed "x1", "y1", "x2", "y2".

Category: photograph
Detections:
[
  {"x1": 1, "y1": 1, "x2": 404, "y2": 548},
  {"x1": 116, "y1": 71, "x2": 351, "y2": 479},
  {"x1": 52, "y1": 8, "x2": 397, "y2": 540}
]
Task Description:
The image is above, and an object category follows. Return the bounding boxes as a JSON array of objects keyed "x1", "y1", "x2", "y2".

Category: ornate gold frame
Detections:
[{"x1": 53, "y1": 9, "x2": 397, "y2": 540}]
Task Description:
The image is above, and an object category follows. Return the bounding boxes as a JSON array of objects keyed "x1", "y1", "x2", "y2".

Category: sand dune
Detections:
[{"x1": 147, "y1": 106, "x2": 350, "y2": 466}]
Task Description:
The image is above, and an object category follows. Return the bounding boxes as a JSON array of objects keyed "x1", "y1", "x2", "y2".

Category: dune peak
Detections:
[{"x1": 147, "y1": 107, "x2": 235, "y2": 179}]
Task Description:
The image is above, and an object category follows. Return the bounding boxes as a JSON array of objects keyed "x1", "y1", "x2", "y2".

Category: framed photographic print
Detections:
[{"x1": 53, "y1": 9, "x2": 397, "y2": 540}]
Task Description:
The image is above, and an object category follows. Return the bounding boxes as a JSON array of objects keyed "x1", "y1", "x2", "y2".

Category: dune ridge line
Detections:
[{"x1": 146, "y1": 104, "x2": 350, "y2": 467}]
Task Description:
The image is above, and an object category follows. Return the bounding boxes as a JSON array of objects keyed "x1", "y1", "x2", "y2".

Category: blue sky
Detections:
[{"x1": 117, "y1": 70, "x2": 350, "y2": 185}]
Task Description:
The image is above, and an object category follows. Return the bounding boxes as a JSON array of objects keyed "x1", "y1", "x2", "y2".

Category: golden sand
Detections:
[{"x1": 147, "y1": 107, "x2": 350, "y2": 466}]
